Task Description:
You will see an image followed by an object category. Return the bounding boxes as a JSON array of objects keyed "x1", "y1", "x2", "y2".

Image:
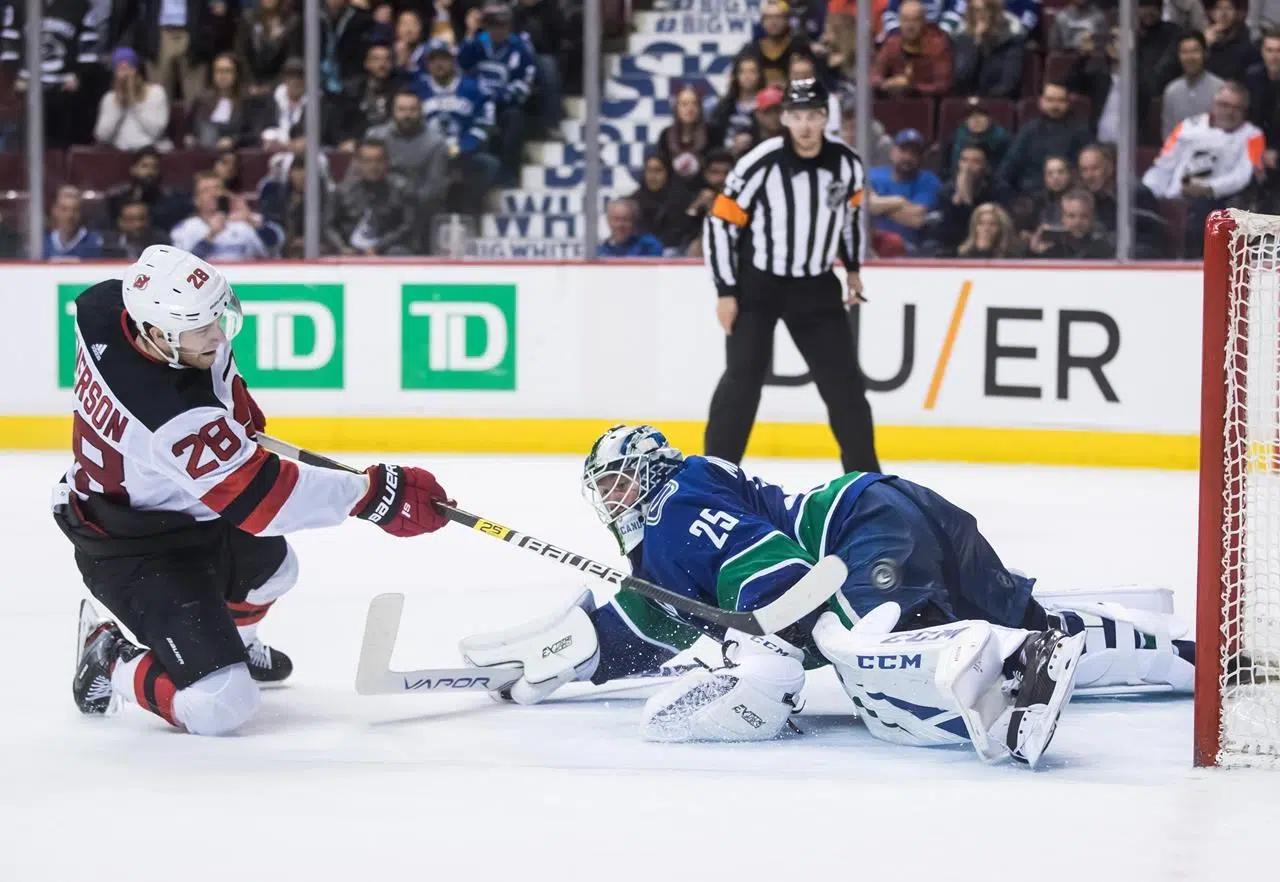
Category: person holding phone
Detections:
[
  {"x1": 1027, "y1": 189, "x2": 1111, "y2": 259},
  {"x1": 170, "y1": 171, "x2": 282, "y2": 261}
]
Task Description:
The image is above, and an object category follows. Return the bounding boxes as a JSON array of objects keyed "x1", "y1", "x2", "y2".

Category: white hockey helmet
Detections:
[
  {"x1": 122, "y1": 245, "x2": 242, "y2": 366},
  {"x1": 582, "y1": 424, "x2": 684, "y2": 553}
]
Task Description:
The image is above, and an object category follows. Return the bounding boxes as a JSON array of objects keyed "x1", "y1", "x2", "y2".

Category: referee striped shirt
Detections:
[{"x1": 703, "y1": 134, "x2": 865, "y2": 296}]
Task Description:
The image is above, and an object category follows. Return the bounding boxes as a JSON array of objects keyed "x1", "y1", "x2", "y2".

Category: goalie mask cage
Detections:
[{"x1": 1196, "y1": 209, "x2": 1280, "y2": 769}]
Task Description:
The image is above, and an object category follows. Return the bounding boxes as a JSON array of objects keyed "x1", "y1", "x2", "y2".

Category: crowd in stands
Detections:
[
  {"x1": 0, "y1": 0, "x2": 577, "y2": 258},
  {"x1": 609, "y1": 0, "x2": 1280, "y2": 261}
]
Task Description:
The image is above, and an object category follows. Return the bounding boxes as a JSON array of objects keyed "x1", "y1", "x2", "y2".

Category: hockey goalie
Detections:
[{"x1": 457, "y1": 425, "x2": 1195, "y2": 768}]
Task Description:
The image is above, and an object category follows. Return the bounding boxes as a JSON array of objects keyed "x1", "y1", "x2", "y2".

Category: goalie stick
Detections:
[
  {"x1": 355, "y1": 592, "x2": 699, "y2": 695},
  {"x1": 257, "y1": 433, "x2": 849, "y2": 637}
]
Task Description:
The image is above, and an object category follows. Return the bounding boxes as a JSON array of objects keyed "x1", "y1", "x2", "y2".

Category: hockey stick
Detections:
[
  {"x1": 355, "y1": 592, "x2": 699, "y2": 695},
  {"x1": 257, "y1": 433, "x2": 849, "y2": 636}
]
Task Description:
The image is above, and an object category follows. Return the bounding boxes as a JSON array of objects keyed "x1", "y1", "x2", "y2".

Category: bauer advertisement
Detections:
[{"x1": 1, "y1": 263, "x2": 1201, "y2": 466}]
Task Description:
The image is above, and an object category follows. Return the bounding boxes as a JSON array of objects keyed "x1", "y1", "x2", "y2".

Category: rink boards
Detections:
[{"x1": 0, "y1": 260, "x2": 1202, "y2": 468}]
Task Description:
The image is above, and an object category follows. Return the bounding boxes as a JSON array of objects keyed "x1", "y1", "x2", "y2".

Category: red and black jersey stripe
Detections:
[{"x1": 201, "y1": 447, "x2": 300, "y2": 534}]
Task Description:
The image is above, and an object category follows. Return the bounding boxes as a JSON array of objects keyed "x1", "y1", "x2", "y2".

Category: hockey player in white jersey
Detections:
[
  {"x1": 57, "y1": 246, "x2": 451, "y2": 736},
  {"x1": 457, "y1": 425, "x2": 1195, "y2": 768}
]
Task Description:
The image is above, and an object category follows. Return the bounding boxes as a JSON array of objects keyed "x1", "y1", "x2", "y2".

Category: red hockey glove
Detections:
[
  {"x1": 352, "y1": 465, "x2": 450, "y2": 537},
  {"x1": 231, "y1": 376, "x2": 266, "y2": 438}
]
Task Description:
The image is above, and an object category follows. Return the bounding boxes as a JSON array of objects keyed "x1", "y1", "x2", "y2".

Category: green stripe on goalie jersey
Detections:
[
  {"x1": 612, "y1": 590, "x2": 704, "y2": 652},
  {"x1": 794, "y1": 472, "x2": 865, "y2": 557},
  {"x1": 715, "y1": 531, "x2": 817, "y2": 610}
]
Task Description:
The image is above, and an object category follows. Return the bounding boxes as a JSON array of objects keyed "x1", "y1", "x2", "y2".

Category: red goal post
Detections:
[{"x1": 1196, "y1": 209, "x2": 1280, "y2": 769}]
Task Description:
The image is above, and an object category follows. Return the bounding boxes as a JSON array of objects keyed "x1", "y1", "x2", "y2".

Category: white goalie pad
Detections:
[
  {"x1": 813, "y1": 604, "x2": 1030, "y2": 761},
  {"x1": 1047, "y1": 600, "x2": 1194, "y2": 694}
]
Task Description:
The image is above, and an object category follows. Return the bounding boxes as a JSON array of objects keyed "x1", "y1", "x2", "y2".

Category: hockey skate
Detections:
[
  {"x1": 1002, "y1": 629, "x2": 1086, "y2": 768},
  {"x1": 73, "y1": 599, "x2": 142, "y2": 716},
  {"x1": 245, "y1": 639, "x2": 293, "y2": 685}
]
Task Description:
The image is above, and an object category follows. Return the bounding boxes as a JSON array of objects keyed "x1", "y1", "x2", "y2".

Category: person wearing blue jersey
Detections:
[
  {"x1": 411, "y1": 41, "x2": 500, "y2": 218},
  {"x1": 460, "y1": 425, "x2": 1197, "y2": 768},
  {"x1": 457, "y1": 2, "x2": 536, "y2": 186}
]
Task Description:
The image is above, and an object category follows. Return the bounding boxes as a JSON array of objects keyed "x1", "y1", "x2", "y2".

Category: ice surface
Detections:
[{"x1": 3, "y1": 453, "x2": 1277, "y2": 882}]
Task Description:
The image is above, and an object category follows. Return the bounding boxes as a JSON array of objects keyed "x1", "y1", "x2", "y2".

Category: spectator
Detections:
[
  {"x1": 1016, "y1": 155, "x2": 1073, "y2": 235},
  {"x1": 366, "y1": 90, "x2": 450, "y2": 253},
  {"x1": 412, "y1": 42, "x2": 499, "y2": 218},
  {"x1": 171, "y1": 171, "x2": 279, "y2": 260},
  {"x1": 1076, "y1": 143, "x2": 1169, "y2": 257},
  {"x1": 871, "y1": 0, "x2": 954, "y2": 98},
  {"x1": 1051, "y1": 0, "x2": 1106, "y2": 54},
  {"x1": 787, "y1": 53, "x2": 841, "y2": 138},
  {"x1": 321, "y1": 0, "x2": 377, "y2": 94},
  {"x1": 236, "y1": 0, "x2": 303, "y2": 96},
  {"x1": 868, "y1": 129, "x2": 941, "y2": 248},
  {"x1": 825, "y1": 0, "x2": 889, "y2": 80},
  {"x1": 927, "y1": 142, "x2": 1012, "y2": 254},
  {"x1": 1206, "y1": 0, "x2": 1261, "y2": 82},
  {"x1": 428, "y1": 0, "x2": 463, "y2": 45},
  {"x1": 951, "y1": 0, "x2": 1025, "y2": 100},
  {"x1": 839, "y1": 95, "x2": 894, "y2": 167},
  {"x1": 105, "y1": 147, "x2": 182, "y2": 231},
  {"x1": 1250, "y1": 0, "x2": 1280, "y2": 36},
  {"x1": 880, "y1": 0, "x2": 965, "y2": 37},
  {"x1": 752, "y1": 86, "x2": 785, "y2": 140},
  {"x1": 513, "y1": 0, "x2": 566, "y2": 140},
  {"x1": 1028, "y1": 189, "x2": 1111, "y2": 258},
  {"x1": 212, "y1": 149, "x2": 244, "y2": 193},
  {"x1": 262, "y1": 58, "x2": 344, "y2": 151},
  {"x1": 186, "y1": 53, "x2": 263, "y2": 150},
  {"x1": 1066, "y1": 28, "x2": 1122, "y2": 143},
  {"x1": 101, "y1": 199, "x2": 168, "y2": 260},
  {"x1": 325, "y1": 138, "x2": 417, "y2": 256},
  {"x1": 997, "y1": 82, "x2": 1091, "y2": 194},
  {"x1": 458, "y1": 2, "x2": 537, "y2": 186},
  {"x1": 949, "y1": 96, "x2": 1012, "y2": 177},
  {"x1": 3, "y1": 0, "x2": 99, "y2": 148},
  {"x1": 742, "y1": 1, "x2": 814, "y2": 90},
  {"x1": 1165, "y1": 0, "x2": 1210, "y2": 30},
  {"x1": 957, "y1": 202, "x2": 1020, "y2": 258},
  {"x1": 337, "y1": 42, "x2": 403, "y2": 149},
  {"x1": 657, "y1": 85, "x2": 712, "y2": 189},
  {"x1": 44, "y1": 186, "x2": 104, "y2": 260},
  {"x1": 393, "y1": 9, "x2": 428, "y2": 74},
  {"x1": 1144, "y1": 82, "x2": 1265, "y2": 256},
  {"x1": 1137, "y1": 0, "x2": 1184, "y2": 142},
  {"x1": 258, "y1": 152, "x2": 312, "y2": 258},
  {"x1": 630, "y1": 152, "x2": 692, "y2": 250},
  {"x1": 1163, "y1": 32, "x2": 1227, "y2": 139},
  {"x1": 597, "y1": 199, "x2": 664, "y2": 258},
  {"x1": 94, "y1": 47, "x2": 170, "y2": 152},
  {"x1": 109, "y1": 0, "x2": 226, "y2": 107},
  {"x1": 679, "y1": 148, "x2": 735, "y2": 255},
  {"x1": 709, "y1": 55, "x2": 764, "y2": 148},
  {"x1": 1244, "y1": 29, "x2": 1280, "y2": 154}
]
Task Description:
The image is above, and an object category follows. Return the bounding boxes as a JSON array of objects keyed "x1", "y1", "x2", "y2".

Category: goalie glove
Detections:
[
  {"x1": 640, "y1": 630, "x2": 806, "y2": 743},
  {"x1": 459, "y1": 590, "x2": 601, "y2": 705}
]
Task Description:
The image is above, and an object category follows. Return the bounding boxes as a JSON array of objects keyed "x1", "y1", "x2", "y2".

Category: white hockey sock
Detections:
[{"x1": 110, "y1": 652, "x2": 144, "y2": 706}]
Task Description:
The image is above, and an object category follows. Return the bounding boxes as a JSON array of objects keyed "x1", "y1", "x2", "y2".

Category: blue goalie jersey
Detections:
[{"x1": 589, "y1": 457, "x2": 888, "y2": 682}]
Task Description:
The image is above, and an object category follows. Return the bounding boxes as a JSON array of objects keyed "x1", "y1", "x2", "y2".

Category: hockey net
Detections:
[{"x1": 1196, "y1": 209, "x2": 1280, "y2": 769}]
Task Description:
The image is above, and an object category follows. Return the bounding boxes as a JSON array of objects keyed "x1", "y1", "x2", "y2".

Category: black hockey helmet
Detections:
[{"x1": 782, "y1": 77, "x2": 829, "y2": 112}]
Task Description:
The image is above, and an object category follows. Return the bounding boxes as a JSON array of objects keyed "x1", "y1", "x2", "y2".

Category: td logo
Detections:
[
  {"x1": 401, "y1": 284, "x2": 516, "y2": 390},
  {"x1": 56, "y1": 282, "x2": 344, "y2": 389}
]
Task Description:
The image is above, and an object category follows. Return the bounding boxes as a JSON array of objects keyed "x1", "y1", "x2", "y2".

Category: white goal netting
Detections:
[{"x1": 1218, "y1": 209, "x2": 1280, "y2": 768}]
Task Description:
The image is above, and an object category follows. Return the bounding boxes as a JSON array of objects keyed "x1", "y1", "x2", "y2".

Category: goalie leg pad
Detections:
[
  {"x1": 459, "y1": 590, "x2": 601, "y2": 705},
  {"x1": 1047, "y1": 601, "x2": 1194, "y2": 693},
  {"x1": 641, "y1": 632, "x2": 805, "y2": 743}
]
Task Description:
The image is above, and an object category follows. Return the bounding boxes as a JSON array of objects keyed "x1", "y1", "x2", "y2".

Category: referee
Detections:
[{"x1": 702, "y1": 77, "x2": 881, "y2": 474}]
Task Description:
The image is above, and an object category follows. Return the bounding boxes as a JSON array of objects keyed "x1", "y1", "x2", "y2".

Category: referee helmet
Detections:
[{"x1": 782, "y1": 77, "x2": 829, "y2": 112}]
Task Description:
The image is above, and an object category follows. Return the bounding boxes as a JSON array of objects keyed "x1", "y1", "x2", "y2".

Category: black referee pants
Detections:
[{"x1": 704, "y1": 268, "x2": 880, "y2": 475}]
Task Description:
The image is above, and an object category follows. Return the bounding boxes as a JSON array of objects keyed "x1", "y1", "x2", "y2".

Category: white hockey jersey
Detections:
[
  {"x1": 1141, "y1": 113, "x2": 1266, "y2": 200},
  {"x1": 63, "y1": 280, "x2": 368, "y2": 536}
]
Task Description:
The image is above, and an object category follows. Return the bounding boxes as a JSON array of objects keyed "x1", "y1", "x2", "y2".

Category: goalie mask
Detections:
[{"x1": 582, "y1": 425, "x2": 685, "y2": 555}]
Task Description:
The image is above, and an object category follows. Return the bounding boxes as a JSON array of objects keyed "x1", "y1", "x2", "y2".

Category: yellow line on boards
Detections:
[
  {"x1": 0, "y1": 415, "x2": 1199, "y2": 470},
  {"x1": 923, "y1": 279, "x2": 972, "y2": 411}
]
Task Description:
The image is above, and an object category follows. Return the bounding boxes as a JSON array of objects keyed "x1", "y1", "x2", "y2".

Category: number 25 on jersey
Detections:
[{"x1": 689, "y1": 509, "x2": 739, "y2": 549}]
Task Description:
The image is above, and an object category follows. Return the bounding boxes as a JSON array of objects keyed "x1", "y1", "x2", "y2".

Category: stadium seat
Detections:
[
  {"x1": 1155, "y1": 198, "x2": 1188, "y2": 259},
  {"x1": 1136, "y1": 145, "x2": 1160, "y2": 175},
  {"x1": 1143, "y1": 98, "x2": 1164, "y2": 147},
  {"x1": 873, "y1": 97, "x2": 934, "y2": 141},
  {"x1": 1044, "y1": 52, "x2": 1074, "y2": 90},
  {"x1": 159, "y1": 149, "x2": 220, "y2": 188},
  {"x1": 166, "y1": 104, "x2": 187, "y2": 146},
  {"x1": 0, "y1": 191, "x2": 30, "y2": 235},
  {"x1": 0, "y1": 150, "x2": 66, "y2": 191},
  {"x1": 238, "y1": 149, "x2": 271, "y2": 192},
  {"x1": 1020, "y1": 52, "x2": 1043, "y2": 98},
  {"x1": 326, "y1": 150, "x2": 353, "y2": 184},
  {"x1": 1015, "y1": 95, "x2": 1091, "y2": 129},
  {"x1": 66, "y1": 148, "x2": 136, "y2": 190},
  {"x1": 937, "y1": 97, "x2": 1016, "y2": 143}
]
